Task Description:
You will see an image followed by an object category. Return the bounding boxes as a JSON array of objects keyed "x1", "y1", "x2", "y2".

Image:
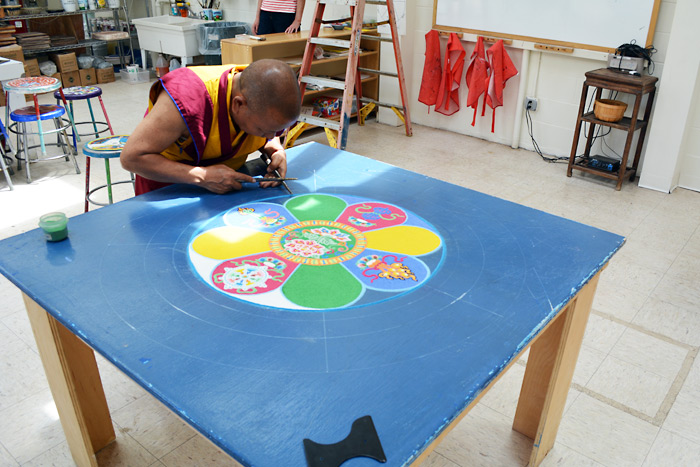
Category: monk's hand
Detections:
[
  {"x1": 260, "y1": 148, "x2": 287, "y2": 189},
  {"x1": 192, "y1": 165, "x2": 255, "y2": 194}
]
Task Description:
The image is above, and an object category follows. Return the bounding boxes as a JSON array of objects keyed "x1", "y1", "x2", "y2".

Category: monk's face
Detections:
[{"x1": 231, "y1": 97, "x2": 293, "y2": 139}]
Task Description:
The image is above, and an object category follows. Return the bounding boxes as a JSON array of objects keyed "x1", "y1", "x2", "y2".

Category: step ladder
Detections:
[{"x1": 289, "y1": 0, "x2": 412, "y2": 150}]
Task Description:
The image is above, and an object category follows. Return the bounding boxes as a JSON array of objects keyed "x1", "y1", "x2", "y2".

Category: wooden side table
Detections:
[{"x1": 567, "y1": 68, "x2": 658, "y2": 190}]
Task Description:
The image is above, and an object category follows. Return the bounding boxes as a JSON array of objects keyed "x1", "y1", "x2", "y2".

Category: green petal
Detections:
[
  {"x1": 282, "y1": 264, "x2": 363, "y2": 309},
  {"x1": 285, "y1": 194, "x2": 347, "y2": 222}
]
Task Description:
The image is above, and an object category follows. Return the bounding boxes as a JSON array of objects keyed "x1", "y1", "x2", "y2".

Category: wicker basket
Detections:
[{"x1": 594, "y1": 99, "x2": 627, "y2": 122}]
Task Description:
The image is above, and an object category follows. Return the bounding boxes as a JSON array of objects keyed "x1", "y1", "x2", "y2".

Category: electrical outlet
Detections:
[{"x1": 525, "y1": 97, "x2": 538, "y2": 111}]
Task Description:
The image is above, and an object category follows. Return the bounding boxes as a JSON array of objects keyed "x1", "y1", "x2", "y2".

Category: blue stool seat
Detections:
[
  {"x1": 53, "y1": 86, "x2": 102, "y2": 101},
  {"x1": 11, "y1": 105, "x2": 66, "y2": 122}
]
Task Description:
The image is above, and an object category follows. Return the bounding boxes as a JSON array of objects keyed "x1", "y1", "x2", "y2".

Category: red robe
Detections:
[
  {"x1": 485, "y1": 39, "x2": 518, "y2": 132},
  {"x1": 435, "y1": 33, "x2": 465, "y2": 116},
  {"x1": 418, "y1": 30, "x2": 442, "y2": 110},
  {"x1": 465, "y1": 36, "x2": 489, "y2": 126}
]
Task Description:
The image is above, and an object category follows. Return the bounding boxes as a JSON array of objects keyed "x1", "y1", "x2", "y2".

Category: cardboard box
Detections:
[
  {"x1": 23, "y1": 58, "x2": 40, "y2": 77},
  {"x1": 96, "y1": 67, "x2": 115, "y2": 84},
  {"x1": 61, "y1": 70, "x2": 81, "y2": 87},
  {"x1": 51, "y1": 73, "x2": 61, "y2": 81},
  {"x1": 79, "y1": 68, "x2": 97, "y2": 86},
  {"x1": 51, "y1": 52, "x2": 79, "y2": 73},
  {"x1": 0, "y1": 44, "x2": 24, "y2": 62}
]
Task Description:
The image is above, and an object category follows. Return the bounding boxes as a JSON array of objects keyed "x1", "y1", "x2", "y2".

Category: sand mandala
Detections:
[{"x1": 188, "y1": 193, "x2": 444, "y2": 310}]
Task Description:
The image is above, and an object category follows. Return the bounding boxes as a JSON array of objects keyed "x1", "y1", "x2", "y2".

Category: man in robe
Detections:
[{"x1": 121, "y1": 59, "x2": 301, "y2": 195}]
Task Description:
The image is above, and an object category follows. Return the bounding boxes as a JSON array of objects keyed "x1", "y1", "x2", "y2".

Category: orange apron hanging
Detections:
[
  {"x1": 435, "y1": 33, "x2": 465, "y2": 116},
  {"x1": 418, "y1": 30, "x2": 442, "y2": 110},
  {"x1": 485, "y1": 39, "x2": 518, "y2": 132},
  {"x1": 465, "y1": 36, "x2": 489, "y2": 126}
]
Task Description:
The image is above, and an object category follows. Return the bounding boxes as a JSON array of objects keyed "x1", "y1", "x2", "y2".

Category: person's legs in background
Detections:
[{"x1": 257, "y1": 10, "x2": 296, "y2": 34}]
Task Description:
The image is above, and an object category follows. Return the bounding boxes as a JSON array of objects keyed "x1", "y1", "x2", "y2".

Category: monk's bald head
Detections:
[{"x1": 239, "y1": 59, "x2": 301, "y2": 123}]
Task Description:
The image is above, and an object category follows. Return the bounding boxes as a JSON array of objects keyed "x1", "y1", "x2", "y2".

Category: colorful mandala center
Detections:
[{"x1": 269, "y1": 220, "x2": 366, "y2": 266}]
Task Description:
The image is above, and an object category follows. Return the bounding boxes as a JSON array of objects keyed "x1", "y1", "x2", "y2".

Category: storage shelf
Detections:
[
  {"x1": 303, "y1": 76, "x2": 378, "y2": 99},
  {"x1": 22, "y1": 39, "x2": 106, "y2": 55},
  {"x1": 580, "y1": 111, "x2": 647, "y2": 131},
  {"x1": 570, "y1": 157, "x2": 634, "y2": 181},
  {"x1": 4, "y1": 8, "x2": 120, "y2": 21}
]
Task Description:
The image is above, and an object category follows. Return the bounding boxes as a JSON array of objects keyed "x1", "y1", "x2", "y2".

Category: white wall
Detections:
[{"x1": 678, "y1": 64, "x2": 700, "y2": 191}]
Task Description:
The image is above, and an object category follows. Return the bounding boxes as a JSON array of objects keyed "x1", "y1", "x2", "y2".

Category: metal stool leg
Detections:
[
  {"x1": 32, "y1": 95, "x2": 47, "y2": 156},
  {"x1": 21, "y1": 122, "x2": 31, "y2": 183},
  {"x1": 0, "y1": 143, "x2": 12, "y2": 190},
  {"x1": 58, "y1": 119, "x2": 80, "y2": 176},
  {"x1": 84, "y1": 154, "x2": 91, "y2": 212},
  {"x1": 97, "y1": 96, "x2": 115, "y2": 135}
]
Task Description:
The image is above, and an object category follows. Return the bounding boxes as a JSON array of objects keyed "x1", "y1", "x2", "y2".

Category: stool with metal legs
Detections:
[
  {"x1": 54, "y1": 85, "x2": 115, "y2": 212},
  {"x1": 3, "y1": 76, "x2": 79, "y2": 156},
  {"x1": 82, "y1": 135, "x2": 133, "y2": 208},
  {"x1": 0, "y1": 117, "x2": 13, "y2": 190},
  {"x1": 9, "y1": 104, "x2": 80, "y2": 183}
]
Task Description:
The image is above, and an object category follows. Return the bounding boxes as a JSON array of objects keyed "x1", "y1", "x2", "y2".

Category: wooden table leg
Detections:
[
  {"x1": 512, "y1": 272, "x2": 600, "y2": 466},
  {"x1": 22, "y1": 293, "x2": 115, "y2": 467}
]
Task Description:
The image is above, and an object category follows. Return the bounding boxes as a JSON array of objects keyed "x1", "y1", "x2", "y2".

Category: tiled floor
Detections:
[{"x1": 0, "y1": 76, "x2": 699, "y2": 466}]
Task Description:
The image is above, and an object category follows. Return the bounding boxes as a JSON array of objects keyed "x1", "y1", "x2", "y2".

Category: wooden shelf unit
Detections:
[
  {"x1": 567, "y1": 68, "x2": 658, "y2": 190},
  {"x1": 221, "y1": 28, "x2": 380, "y2": 109}
]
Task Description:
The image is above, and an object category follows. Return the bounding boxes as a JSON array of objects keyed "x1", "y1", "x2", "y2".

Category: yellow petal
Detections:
[
  {"x1": 191, "y1": 226, "x2": 272, "y2": 260},
  {"x1": 365, "y1": 226, "x2": 441, "y2": 256}
]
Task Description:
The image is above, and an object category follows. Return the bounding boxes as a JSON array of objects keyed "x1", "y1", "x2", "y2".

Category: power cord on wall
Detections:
[{"x1": 525, "y1": 103, "x2": 569, "y2": 163}]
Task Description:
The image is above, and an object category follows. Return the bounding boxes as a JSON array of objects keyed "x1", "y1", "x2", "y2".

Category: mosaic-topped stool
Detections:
[
  {"x1": 3, "y1": 76, "x2": 78, "y2": 156},
  {"x1": 55, "y1": 85, "x2": 115, "y2": 211},
  {"x1": 83, "y1": 135, "x2": 134, "y2": 209},
  {"x1": 9, "y1": 104, "x2": 80, "y2": 183}
]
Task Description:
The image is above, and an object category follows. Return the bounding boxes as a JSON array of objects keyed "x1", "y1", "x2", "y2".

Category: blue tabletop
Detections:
[{"x1": 0, "y1": 142, "x2": 624, "y2": 466}]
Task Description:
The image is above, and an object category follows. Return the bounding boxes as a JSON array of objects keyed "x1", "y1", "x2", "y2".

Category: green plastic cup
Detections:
[{"x1": 39, "y1": 212, "x2": 69, "y2": 242}]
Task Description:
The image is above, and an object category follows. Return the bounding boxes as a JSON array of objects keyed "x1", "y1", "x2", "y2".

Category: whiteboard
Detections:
[{"x1": 434, "y1": 0, "x2": 661, "y2": 52}]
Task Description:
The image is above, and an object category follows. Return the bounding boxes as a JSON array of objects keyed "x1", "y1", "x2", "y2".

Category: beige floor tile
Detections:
[
  {"x1": 0, "y1": 389, "x2": 65, "y2": 464},
  {"x1": 598, "y1": 256, "x2": 665, "y2": 296},
  {"x1": 586, "y1": 356, "x2": 673, "y2": 417},
  {"x1": 540, "y1": 444, "x2": 605, "y2": 467},
  {"x1": 641, "y1": 429, "x2": 700, "y2": 467},
  {"x1": 0, "y1": 321, "x2": 28, "y2": 356},
  {"x1": 420, "y1": 451, "x2": 461, "y2": 467},
  {"x1": 573, "y1": 345, "x2": 607, "y2": 387},
  {"x1": 651, "y1": 275, "x2": 700, "y2": 314},
  {"x1": 479, "y1": 363, "x2": 526, "y2": 419},
  {"x1": 592, "y1": 282, "x2": 647, "y2": 322},
  {"x1": 435, "y1": 404, "x2": 531, "y2": 467},
  {"x1": 1, "y1": 309, "x2": 38, "y2": 353},
  {"x1": 0, "y1": 278, "x2": 25, "y2": 319},
  {"x1": 681, "y1": 354, "x2": 700, "y2": 399},
  {"x1": 665, "y1": 251, "x2": 700, "y2": 283},
  {"x1": 608, "y1": 328, "x2": 688, "y2": 380},
  {"x1": 0, "y1": 443, "x2": 18, "y2": 466},
  {"x1": 160, "y1": 434, "x2": 242, "y2": 467},
  {"x1": 582, "y1": 313, "x2": 627, "y2": 354},
  {"x1": 21, "y1": 440, "x2": 74, "y2": 467},
  {"x1": 111, "y1": 394, "x2": 197, "y2": 459},
  {"x1": 95, "y1": 424, "x2": 159, "y2": 467},
  {"x1": 0, "y1": 346, "x2": 48, "y2": 411},
  {"x1": 557, "y1": 393, "x2": 658, "y2": 466},
  {"x1": 663, "y1": 390, "x2": 700, "y2": 445},
  {"x1": 613, "y1": 237, "x2": 679, "y2": 275},
  {"x1": 632, "y1": 297, "x2": 700, "y2": 346}
]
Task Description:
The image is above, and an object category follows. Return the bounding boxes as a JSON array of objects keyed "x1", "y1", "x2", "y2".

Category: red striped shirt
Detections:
[{"x1": 261, "y1": 0, "x2": 296, "y2": 13}]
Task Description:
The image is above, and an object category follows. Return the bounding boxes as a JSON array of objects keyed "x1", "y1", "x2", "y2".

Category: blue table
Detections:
[{"x1": 0, "y1": 142, "x2": 624, "y2": 466}]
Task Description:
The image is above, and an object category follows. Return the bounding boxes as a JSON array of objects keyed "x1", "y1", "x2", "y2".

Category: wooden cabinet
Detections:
[{"x1": 221, "y1": 29, "x2": 380, "y2": 107}]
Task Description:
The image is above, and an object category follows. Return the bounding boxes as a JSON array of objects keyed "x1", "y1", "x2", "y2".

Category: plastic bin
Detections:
[
  {"x1": 120, "y1": 68, "x2": 151, "y2": 84},
  {"x1": 198, "y1": 21, "x2": 250, "y2": 56}
]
